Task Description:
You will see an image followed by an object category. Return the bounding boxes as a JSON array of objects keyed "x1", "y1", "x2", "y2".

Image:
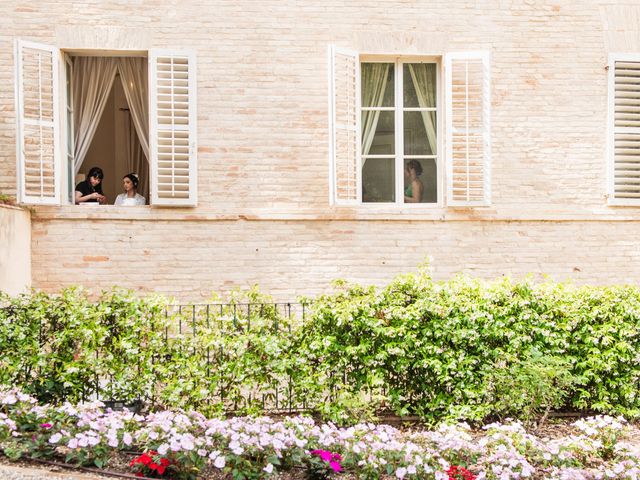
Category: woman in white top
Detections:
[{"x1": 114, "y1": 173, "x2": 146, "y2": 206}]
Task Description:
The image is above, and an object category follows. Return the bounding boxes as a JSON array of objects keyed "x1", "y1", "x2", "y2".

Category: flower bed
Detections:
[{"x1": 1, "y1": 388, "x2": 639, "y2": 480}]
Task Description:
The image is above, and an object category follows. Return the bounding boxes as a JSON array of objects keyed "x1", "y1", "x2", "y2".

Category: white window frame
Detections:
[
  {"x1": 16, "y1": 43, "x2": 198, "y2": 207},
  {"x1": 63, "y1": 53, "x2": 75, "y2": 205},
  {"x1": 358, "y1": 55, "x2": 443, "y2": 208},
  {"x1": 607, "y1": 53, "x2": 640, "y2": 206}
]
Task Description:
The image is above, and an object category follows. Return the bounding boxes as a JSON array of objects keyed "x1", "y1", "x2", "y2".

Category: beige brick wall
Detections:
[
  {"x1": 30, "y1": 211, "x2": 640, "y2": 301},
  {"x1": 0, "y1": 205, "x2": 31, "y2": 296},
  {"x1": 2, "y1": 1, "x2": 640, "y2": 299}
]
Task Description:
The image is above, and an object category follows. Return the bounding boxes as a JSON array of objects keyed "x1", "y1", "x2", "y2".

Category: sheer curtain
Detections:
[
  {"x1": 126, "y1": 112, "x2": 149, "y2": 201},
  {"x1": 361, "y1": 63, "x2": 390, "y2": 166},
  {"x1": 72, "y1": 57, "x2": 118, "y2": 174},
  {"x1": 407, "y1": 64, "x2": 437, "y2": 154},
  {"x1": 117, "y1": 58, "x2": 149, "y2": 159}
]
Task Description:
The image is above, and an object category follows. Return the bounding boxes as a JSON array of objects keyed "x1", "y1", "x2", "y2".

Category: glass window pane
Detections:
[
  {"x1": 403, "y1": 63, "x2": 436, "y2": 108},
  {"x1": 361, "y1": 63, "x2": 394, "y2": 108},
  {"x1": 362, "y1": 110, "x2": 395, "y2": 155},
  {"x1": 404, "y1": 158, "x2": 437, "y2": 204},
  {"x1": 363, "y1": 158, "x2": 395, "y2": 203},
  {"x1": 404, "y1": 111, "x2": 436, "y2": 156}
]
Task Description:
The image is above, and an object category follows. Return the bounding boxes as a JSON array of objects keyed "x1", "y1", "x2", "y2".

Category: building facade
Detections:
[{"x1": 2, "y1": 1, "x2": 640, "y2": 300}]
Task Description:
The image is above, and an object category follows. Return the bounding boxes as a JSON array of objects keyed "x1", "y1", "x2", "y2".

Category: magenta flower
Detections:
[
  {"x1": 311, "y1": 449, "x2": 333, "y2": 462},
  {"x1": 311, "y1": 449, "x2": 343, "y2": 473},
  {"x1": 39, "y1": 423, "x2": 52, "y2": 429}
]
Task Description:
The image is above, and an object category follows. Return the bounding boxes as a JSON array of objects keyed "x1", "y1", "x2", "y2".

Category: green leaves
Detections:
[
  {"x1": 3, "y1": 273, "x2": 640, "y2": 424},
  {"x1": 295, "y1": 274, "x2": 640, "y2": 424}
]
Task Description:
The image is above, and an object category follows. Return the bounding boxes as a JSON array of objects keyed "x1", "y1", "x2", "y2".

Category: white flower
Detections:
[
  {"x1": 158, "y1": 443, "x2": 169, "y2": 455},
  {"x1": 123, "y1": 432, "x2": 132, "y2": 446},
  {"x1": 197, "y1": 448, "x2": 207, "y2": 457},
  {"x1": 214, "y1": 455, "x2": 226, "y2": 469},
  {"x1": 49, "y1": 433, "x2": 62, "y2": 444},
  {"x1": 396, "y1": 467, "x2": 407, "y2": 479},
  {"x1": 68, "y1": 438, "x2": 78, "y2": 449},
  {"x1": 181, "y1": 435, "x2": 195, "y2": 451},
  {"x1": 264, "y1": 463, "x2": 274, "y2": 474}
]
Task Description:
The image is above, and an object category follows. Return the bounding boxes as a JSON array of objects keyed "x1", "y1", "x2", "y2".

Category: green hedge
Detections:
[{"x1": 1, "y1": 272, "x2": 640, "y2": 424}]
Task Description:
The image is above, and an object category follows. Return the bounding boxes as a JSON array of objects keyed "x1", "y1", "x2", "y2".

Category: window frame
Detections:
[
  {"x1": 60, "y1": 48, "x2": 151, "y2": 207},
  {"x1": 358, "y1": 55, "x2": 443, "y2": 208},
  {"x1": 607, "y1": 52, "x2": 640, "y2": 206},
  {"x1": 15, "y1": 43, "x2": 198, "y2": 208}
]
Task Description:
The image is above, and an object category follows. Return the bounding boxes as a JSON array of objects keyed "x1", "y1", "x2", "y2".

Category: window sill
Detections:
[{"x1": 28, "y1": 204, "x2": 640, "y2": 222}]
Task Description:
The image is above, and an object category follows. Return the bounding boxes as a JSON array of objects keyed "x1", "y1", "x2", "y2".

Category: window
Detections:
[
  {"x1": 361, "y1": 60, "x2": 438, "y2": 204},
  {"x1": 15, "y1": 40, "x2": 198, "y2": 207},
  {"x1": 608, "y1": 54, "x2": 640, "y2": 205},
  {"x1": 329, "y1": 47, "x2": 491, "y2": 207}
]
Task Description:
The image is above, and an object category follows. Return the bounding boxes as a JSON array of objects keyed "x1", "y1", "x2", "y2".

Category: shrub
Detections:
[{"x1": 3, "y1": 270, "x2": 640, "y2": 423}]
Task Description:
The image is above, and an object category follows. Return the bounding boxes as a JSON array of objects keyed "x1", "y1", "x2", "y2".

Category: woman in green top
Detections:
[{"x1": 404, "y1": 160, "x2": 424, "y2": 203}]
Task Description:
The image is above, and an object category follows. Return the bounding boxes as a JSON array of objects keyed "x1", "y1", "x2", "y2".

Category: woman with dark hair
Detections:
[
  {"x1": 404, "y1": 160, "x2": 424, "y2": 203},
  {"x1": 75, "y1": 166, "x2": 106, "y2": 204},
  {"x1": 114, "y1": 173, "x2": 146, "y2": 206}
]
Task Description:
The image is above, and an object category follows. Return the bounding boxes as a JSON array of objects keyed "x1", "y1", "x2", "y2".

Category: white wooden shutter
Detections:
[
  {"x1": 149, "y1": 50, "x2": 197, "y2": 206},
  {"x1": 445, "y1": 52, "x2": 491, "y2": 206},
  {"x1": 608, "y1": 54, "x2": 640, "y2": 205},
  {"x1": 328, "y1": 45, "x2": 361, "y2": 205},
  {"x1": 15, "y1": 40, "x2": 61, "y2": 205}
]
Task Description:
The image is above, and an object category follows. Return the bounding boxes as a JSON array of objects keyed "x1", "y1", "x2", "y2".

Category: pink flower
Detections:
[
  {"x1": 311, "y1": 449, "x2": 333, "y2": 462},
  {"x1": 329, "y1": 461, "x2": 342, "y2": 472},
  {"x1": 40, "y1": 423, "x2": 52, "y2": 429}
]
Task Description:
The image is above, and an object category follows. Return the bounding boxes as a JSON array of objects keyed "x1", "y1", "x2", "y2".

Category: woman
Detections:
[
  {"x1": 404, "y1": 160, "x2": 424, "y2": 203},
  {"x1": 114, "y1": 173, "x2": 146, "y2": 206},
  {"x1": 75, "y1": 166, "x2": 106, "y2": 204}
]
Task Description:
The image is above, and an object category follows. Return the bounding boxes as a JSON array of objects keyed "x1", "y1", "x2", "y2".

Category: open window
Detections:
[
  {"x1": 328, "y1": 46, "x2": 491, "y2": 207},
  {"x1": 15, "y1": 40, "x2": 197, "y2": 207}
]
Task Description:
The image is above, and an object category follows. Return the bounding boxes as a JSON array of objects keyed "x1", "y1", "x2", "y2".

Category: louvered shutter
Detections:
[
  {"x1": 328, "y1": 45, "x2": 361, "y2": 205},
  {"x1": 149, "y1": 50, "x2": 197, "y2": 206},
  {"x1": 609, "y1": 55, "x2": 640, "y2": 204},
  {"x1": 445, "y1": 52, "x2": 491, "y2": 206},
  {"x1": 15, "y1": 40, "x2": 61, "y2": 205}
]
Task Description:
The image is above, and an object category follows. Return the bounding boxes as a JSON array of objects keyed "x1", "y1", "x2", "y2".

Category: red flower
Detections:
[
  {"x1": 130, "y1": 451, "x2": 171, "y2": 478},
  {"x1": 447, "y1": 465, "x2": 476, "y2": 480}
]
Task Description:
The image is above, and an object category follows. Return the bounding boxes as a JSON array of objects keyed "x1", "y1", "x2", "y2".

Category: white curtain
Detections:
[
  {"x1": 361, "y1": 64, "x2": 390, "y2": 167},
  {"x1": 407, "y1": 64, "x2": 437, "y2": 155},
  {"x1": 126, "y1": 112, "x2": 149, "y2": 201},
  {"x1": 117, "y1": 58, "x2": 149, "y2": 159},
  {"x1": 72, "y1": 57, "x2": 118, "y2": 174}
]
